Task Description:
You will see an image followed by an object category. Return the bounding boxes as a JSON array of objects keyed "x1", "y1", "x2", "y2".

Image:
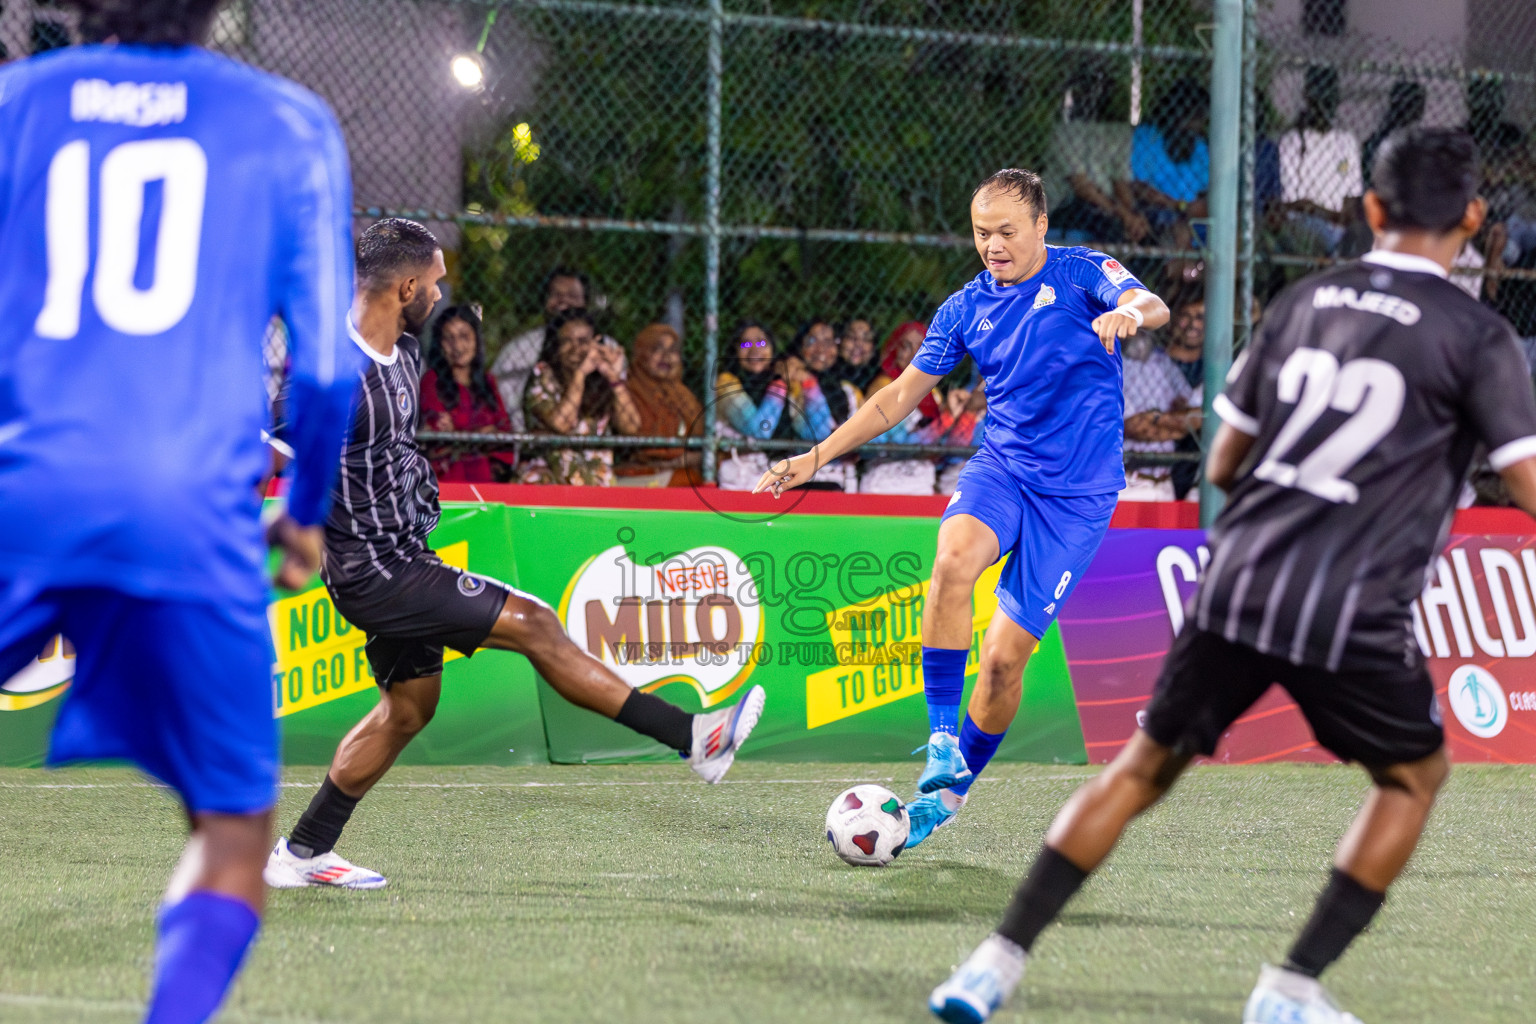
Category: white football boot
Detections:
[
  {"x1": 686, "y1": 684, "x2": 766, "y2": 783},
  {"x1": 1243, "y1": 964, "x2": 1363, "y2": 1024},
  {"x1": 263, "y1": 837, "x2": 388, "y2": 890},
  {"x1": 929, "y1": 933, "x2": 1028, "y2": 1023}
]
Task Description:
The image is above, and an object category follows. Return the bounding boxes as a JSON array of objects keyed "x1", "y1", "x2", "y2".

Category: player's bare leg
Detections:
[
  {"x1": 1241, "y1": 750, "x2": 1448, "y2": 1024},
  {"x1": 482, "y1": 591, "x2": 766, "y2": 782},
  {"x1": 481, "y1": 591, "x2": 632, "y2": 716},
  {"x1": 327, "y1": 674, "x2": 442, "y2": 796},
  {"x1": 146, "y1": 811, "x2": 272, "y2": 1023},
  {"x1": 267, "y1": 679, "x2": 439, "y2": 891},
  {"x1": 966, "y1": 615, "x2": 1038, "y2": 733},
  {"x1": 913, "y1": 515, "x2": 998, "y2": 806},
  {"x1": 929, "y1": 731, "x2": 1189, "y2": 1021}
]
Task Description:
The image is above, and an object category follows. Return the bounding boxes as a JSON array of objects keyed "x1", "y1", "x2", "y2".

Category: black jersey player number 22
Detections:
[{"x1": 1250, "y1": 347, "x2": 1406, "y2": 504}]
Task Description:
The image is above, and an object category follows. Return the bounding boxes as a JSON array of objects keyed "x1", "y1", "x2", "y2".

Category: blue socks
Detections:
[
  {"x1": 952, "y1": 714, "x2": 1006, "y2": 796},
  {"x1": 145, "y1": 891, "x2": 260, "y2": 1024},
  {"x1": 922, "y1": 646, "x2": 969, "y2": 736}
]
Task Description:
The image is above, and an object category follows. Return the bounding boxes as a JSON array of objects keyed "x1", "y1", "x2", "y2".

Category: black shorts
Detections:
[
  {"x1": 1142, "y1": 627, "x2": 1444, "y2": 770},
  {"x1": 327, "y1": 553, "x2": 515, "y2": 688}
]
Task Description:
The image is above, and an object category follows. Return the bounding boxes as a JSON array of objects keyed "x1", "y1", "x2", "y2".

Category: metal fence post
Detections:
[
  {"x1": 1199, "y1": 0, "x2": 1242, "y2": 527},
  {"x1": 1237, "y1": 0, "x2": 1257, "y2": 354},
  {"x1": 700, "y1": 0, "x2": 725, "y2": 484}
]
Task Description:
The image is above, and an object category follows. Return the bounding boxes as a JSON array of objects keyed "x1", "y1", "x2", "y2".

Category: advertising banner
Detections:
[
  {"x1": 507, "y1": 505, "x2": 1086, "y2": 765},
  {"x1": 1061, "y1": 529, "x2": 1536, "y2": 764},
  {"x1": 0, "y1": 503, "x2": 550, "y2": 768},
  {"x1": 6, "y1": 491, "x2": 1535, "y2": 769}
]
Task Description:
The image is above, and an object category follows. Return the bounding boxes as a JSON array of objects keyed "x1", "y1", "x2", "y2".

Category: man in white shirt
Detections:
[{"x1": 1277, "y1": 67, "x2": 1363, "y2": 256}]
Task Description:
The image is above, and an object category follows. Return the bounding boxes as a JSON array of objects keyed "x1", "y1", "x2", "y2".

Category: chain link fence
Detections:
[{"x1": 6, "y1": 0, "x2": 1535, "y2": 499}]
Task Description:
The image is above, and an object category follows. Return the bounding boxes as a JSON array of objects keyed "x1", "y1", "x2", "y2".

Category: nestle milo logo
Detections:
[{"x1": 559, "y1": 543, "x2": 762, "y2": 708}]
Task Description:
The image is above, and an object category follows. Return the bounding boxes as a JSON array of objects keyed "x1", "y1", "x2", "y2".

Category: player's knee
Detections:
[
  {"x1": 1370, "y1": 750, "x2": 1449, "y2": 803},
  {"x1": 976, "y1": 646, "x2": 1026, "y2": 692},
  {"x1": 383, "y1": 690, "x2": 438, "y2": 735},
  {"x1": 930, "y1": 546, "x2": 985, "y2": 596}
]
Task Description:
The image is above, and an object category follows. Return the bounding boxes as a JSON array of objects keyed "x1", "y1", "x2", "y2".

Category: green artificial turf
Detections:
[{"x1": 1, "y1": 762, "x2": 1532, "y2": 1023}]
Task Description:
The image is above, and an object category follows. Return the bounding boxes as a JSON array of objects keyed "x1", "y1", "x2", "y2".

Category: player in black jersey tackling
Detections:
[
  {"x1": 929, "y1": 129, "x2": 1536, "y2": 1024},
  {"x1": 265, "y1": 220, "x2": 765, "y2": 889}
]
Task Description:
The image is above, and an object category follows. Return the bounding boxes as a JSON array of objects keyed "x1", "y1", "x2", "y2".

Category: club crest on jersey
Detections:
[
  {"x1": 1100, "y1": 258, "x2": 1134, "y2": 286},
  {"x1": 457, "y1": 573, "x2": 486, "y2": 597},
  {"x1": 1033, "y1": 285, "x2": 1056, "y2": 310},
  {"x1": 396, "y1": 387, "x2": 411, "y2": 417}
]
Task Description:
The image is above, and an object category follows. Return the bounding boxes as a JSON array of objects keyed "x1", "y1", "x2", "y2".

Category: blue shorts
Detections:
[
  {"x1": 943, "y1": 449, "x2": 1117, "y2": 639},
  {"x1": 0, "y1": 579, "x2": 278, "y2": 815}
]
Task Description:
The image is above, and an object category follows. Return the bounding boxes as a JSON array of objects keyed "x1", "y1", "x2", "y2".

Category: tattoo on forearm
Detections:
[{"x1": 875, "y1": 404, "x2": 891, "y2": 426}]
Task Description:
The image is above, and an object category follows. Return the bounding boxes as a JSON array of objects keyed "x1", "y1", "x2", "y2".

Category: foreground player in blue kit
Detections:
[
  {"x1": 758, "y1": 169, "x2": 1168, "y2": 844},
  {"x1": 0, "y1": 2, "x2": 360, "y2": 1021}
]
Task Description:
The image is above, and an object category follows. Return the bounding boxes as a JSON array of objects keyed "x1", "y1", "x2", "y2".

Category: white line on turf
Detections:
[
  {"x1": 0, "y1": 992, "x2": 354, "y2": 1024},
  {"x1": 0, "y1": 774, "x2": 1088, "y2": 791}
]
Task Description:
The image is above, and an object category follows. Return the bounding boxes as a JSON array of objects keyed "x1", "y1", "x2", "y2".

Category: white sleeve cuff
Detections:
[
  {"x1": 1213, "y1": 393, "x2": 1259, "y2": 436},
  {"x1": 1488, "y1": 435, "x2": 1536, "y2": 471}
]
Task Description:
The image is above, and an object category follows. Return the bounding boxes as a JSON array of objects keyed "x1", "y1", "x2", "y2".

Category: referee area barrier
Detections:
[{"x1": 3, "y1": 492, "x2": 1535, "y2": 769}]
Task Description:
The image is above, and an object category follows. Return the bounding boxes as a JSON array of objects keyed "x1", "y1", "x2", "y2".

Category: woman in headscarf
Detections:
[
  {"x1": 780, "y1": 317, "x2": 863, "y2": 491},
  {"x1": 714, "y1": 321, "x2": 788, "y2": 490},
  {"x1": 614, "y1": 323, "x2": 704, "y2": 487},
  {"x1": 834, "y1": 317, "x2": 880, "y2": 394},
  {"x1": 420, "y1": 306, "x2": 514, "y2": 482},
  {"x1": 859, "y1": 321, "x2": 981, "y2": 494}
]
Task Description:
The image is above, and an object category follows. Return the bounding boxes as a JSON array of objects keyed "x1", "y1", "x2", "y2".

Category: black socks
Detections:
[
  {"x1": 613, "y1": 690, "x2": 695, "y2": 753},
  {"x1": 1283, "y1": 868, "x2": 1386, "y2": 978},
  {"x1": 996, "y1": 846, "x2": 1091, "y2": 952},
  {"x1": 288, "y1": 775, "x2": 361, "y2": 859}
]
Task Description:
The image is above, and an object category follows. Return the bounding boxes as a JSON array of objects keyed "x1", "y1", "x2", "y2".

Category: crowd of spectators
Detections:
[
  {"x1": 422, "y1": 71, "x2": 1536, "y2": 498},
  {"x1": 422, "y1": 268, "x2": 984, "y2": 493}
]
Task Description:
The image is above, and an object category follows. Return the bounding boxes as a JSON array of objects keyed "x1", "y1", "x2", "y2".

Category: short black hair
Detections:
[
  {"x1": 541, "y1": 265, "x2": 591, "y2": 304},
  {"x1": 1371, "y1": 127, "x2": 1480, "y2": 234},
  {"x1": 973, "y1": 168, "x2": 1048, "y2": 217},
  {"x1": 63, "y1": 0, "x2": 224, "y2": 45},
  {"x1": 356, "y1": 218, "x2": 440, "y2": 291}
]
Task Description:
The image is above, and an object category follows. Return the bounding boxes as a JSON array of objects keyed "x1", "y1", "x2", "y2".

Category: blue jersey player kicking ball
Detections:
[
  {"x1": 758, "y1": 169, "x2": 1169, "y2": 845},
  {"x1": 0, "y1": 2, "x2": 360, "y2": 1021}
]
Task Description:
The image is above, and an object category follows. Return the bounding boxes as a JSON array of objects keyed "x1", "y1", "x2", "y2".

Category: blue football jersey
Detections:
[
  {"x1": 0, "y1": 44, "x2": 361, "y2": 606},
  {"x1": 913, "y1": 247, "x2": 1146, "y2": 495}
]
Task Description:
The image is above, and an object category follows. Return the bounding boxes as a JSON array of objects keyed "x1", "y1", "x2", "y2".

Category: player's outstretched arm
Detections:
[{"x1": 752, "y1": 365, "x2": 942, "y2": 496}]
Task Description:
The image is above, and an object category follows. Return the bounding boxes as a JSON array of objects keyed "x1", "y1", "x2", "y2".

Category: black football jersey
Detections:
[
  {"x1": 323, "y1": 328, "x2": 441, "y2": 585},
  {"x1": 1194, "y1": 251, "x2": 1536, "y2": 671}
]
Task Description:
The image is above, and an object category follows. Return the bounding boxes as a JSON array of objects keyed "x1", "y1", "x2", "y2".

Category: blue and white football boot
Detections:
[
  {"x1": 917, "y1": 731, "x2": 973, "y2": 794},
  {"x1": 905, "y1": 790, "x2": 966, "y2": 848},
  {"x1": 1243, "y1": 964, "x2": 1363, "y2": 1024},
  {"x1": 929, "y1": 934, "x2": 1027, "y2": 1024},
  {"x1": 686, "y1": 684, "x2": 766, "y2": 783}
]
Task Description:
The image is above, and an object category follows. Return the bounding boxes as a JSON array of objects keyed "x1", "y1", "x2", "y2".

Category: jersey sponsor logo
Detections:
[
  {"x1": 70, "y1": 79, "x2": 188, "y2": 127},
  {"x1": 1100, "y1": 258, "x2": 1134, "y2": 286},
  {"x1": 978, "y1": 318, "x2": 994, "y2": 331},
  {"x1": 1447, "y1": 665, "x2": 1507, "y2": 738},
  {"x1": 1311, "y1": 285, "x2": 1421, "y2": 325},
  {"x1": 560, "y1": 544, "x2": 761, "y2": 708},
  {"x1": 1032, "y1": 285, "x2": 1056, "y2": 310},
  {"x1": 0, "y1": 635, "x2": 73, "y2": 712}
]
